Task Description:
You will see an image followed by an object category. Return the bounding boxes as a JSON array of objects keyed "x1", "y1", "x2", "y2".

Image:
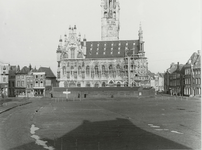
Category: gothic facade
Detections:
[{"x1": 56, "y1": 0, "x2": 149, "y2": 88}]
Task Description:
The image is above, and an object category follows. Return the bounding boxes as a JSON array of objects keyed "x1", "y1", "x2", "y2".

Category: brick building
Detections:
[{"x1": 183, "y1": 51, "x2": 201, "y2": 96}]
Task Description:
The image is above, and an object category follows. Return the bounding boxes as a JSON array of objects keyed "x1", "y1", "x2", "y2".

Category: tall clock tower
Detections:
[{"x1": 101, "y1": 0, "x2": 120, "y2": 41}]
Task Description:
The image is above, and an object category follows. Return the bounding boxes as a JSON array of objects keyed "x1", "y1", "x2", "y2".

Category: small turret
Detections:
[
  {"x1": 78, "y1": 32, "x2": 81, "y2": 42},
  {"x1": 83, "y1": 34, "x2": 87, "y2": 56},
  {"x1": 69, "y1": 25, "x2": 72, "y2": 34},
  {"x1": 59, "y1": 35, "x2": 63, "y2": 47},
  {"x1": 138, "y1": 23, "x2": 145, "y2": 54},
  {"x1": 138, "y1": 23, "x2": 143, "y2": 42}
]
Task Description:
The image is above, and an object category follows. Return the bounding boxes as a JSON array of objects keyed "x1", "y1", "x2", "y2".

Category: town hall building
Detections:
[{"x1": 56, "y1": 0, "x2": 149, "y2": 88}]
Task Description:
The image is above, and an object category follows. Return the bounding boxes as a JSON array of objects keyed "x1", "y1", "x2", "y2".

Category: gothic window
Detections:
[
  {"x1": 82, "y1": 71, "x2": 85, "y2": 79},
  {"x1": 62, "y1": 66, "x2": 66, "y2": 75},
  {"x1": 67, "y1": 72, "x2": 70, "y2": 79},
  {"x1": 74, "y1": 71, "x2": 77, "y2": 79},
  {"x1": 102, "y1": 65, "x2": 105, "y2": 74},
  {"x1": 91, "y1": 71, "x2": 94, "y2": 78},
  {"x1": 116, "y1": 64, "x2": 120, "y2": 75},
  {"x1": 95, "y1": 65, "x2": 99, "y2": 75},
  {"x1": 109, "y1": 65, "x2": 113, "y2": 75},
  {"x1": 40, "y1": 81, "x2": 43, "y2": 87},
  {"x1": 71, "y1": 48, "x2": 75, "y2": 59},
  {"x1": 95, "y1": 83, "x2": 99, "y2": 87},
  {"x1": 67, "y1": 62, "x2": 69, "y2": 67},
  {"x1": 102, "y1": 82, "x2": 106, "y2": 87},
  {"x1": 117, "y1": 82, "x2": 121, "y2": 87},
  {"x1": 71, "y1": 66, "x2": 74, "y2": 75},
  {"x1": 124, "y1": 82, "x2": 128, "y2": 87},
  {"x1": 86, "y1": 66, "x2": 90, "y2": 75},
  {"x1": 77, "y1": 82, "x2": 81, "y2": 87},
  {"x1": 86, "y1": 82, "x2": 91, "y2": 87},
  {"x1": 78, "y1": 66, "x2": 82, "y2": 75}
]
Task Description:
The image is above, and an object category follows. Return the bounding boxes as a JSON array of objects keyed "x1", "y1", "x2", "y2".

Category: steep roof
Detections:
[
  {"x1": 194, "y1": 55, "x2": 201, "y2": 68},
  {"x1": 85, "y1": 40, "x2": 139, "y2": 58},
  {"x1": 16, "y1": 66, "x2": 30, "y2": 74},
  {"x1": 147, "y1": 70, "x2": 155, "y2": 77},
  {"x1": 38, "y1": 67, "x2": 56, "y2": 78},
  {"x1": 184, "y1": 51, "x2": 200, "y2": 68}
]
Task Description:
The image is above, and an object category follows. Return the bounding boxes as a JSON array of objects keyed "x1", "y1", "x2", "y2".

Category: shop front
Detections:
[{"x1": 34, "y1": 87, "x2": 45, "y2": 97}]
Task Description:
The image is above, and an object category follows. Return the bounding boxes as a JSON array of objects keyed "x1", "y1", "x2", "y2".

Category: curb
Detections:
[{"x1": 0, "y1": 102, "x2": 32, "y2": 114}]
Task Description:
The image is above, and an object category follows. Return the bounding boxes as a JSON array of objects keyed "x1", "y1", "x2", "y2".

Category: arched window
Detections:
[
  {"x1": 124, "y1": 82, "x2": 128, "y2": 87},
  {"x1": 86, "y1": 82, "x2": 91, "y2": 87},
  {"x1": 67, "y1": 72, "x2": 70, "y2": 79},
  {"x1": 40, "y1": 81, "x2": 43, "y2": 87},
  {"x1": 102, "y1": 82, "x2": 106, "y2": 87},
  {"x1": 69, "y1": 82, "x2": 76, "y2": 87},
  {"x1": 132, "y1": 82, "x2": 135, "y2": 87},
  {"x1": 109, "y1": 65, "x2": 113, "y2": 75},
  {"x1": 102, "y1": 65, "x2": 105, "y2": 74},
  {"x1": 62, "y1": 66, "x2": 66, "y2": 75},
  {"x1": 86, "y1": 66, "x2": 90, "y2": 75},
  {"x1": 95, "y1": 83, "x2": 99, "y2": 87},
  {"x1": 117, "y1": 82, "x2": 121, "y2": 87},
  {"x1": 95, "y1": 65, "x2": 99, "y2": 75},
  {"x1": 78, "y1": 66, "x2": 82, "y2": 75},
  {"x1": 77, "y1": 82, "x2": 81, "y2": 87},
  {"x1": 109, "y1": 80, "x2": 113, "y2": 85},
  {"x1": 71, "y1": 66, "x2": 74, "y2": 75}
]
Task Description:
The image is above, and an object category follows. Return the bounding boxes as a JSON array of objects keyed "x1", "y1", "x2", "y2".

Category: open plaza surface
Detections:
[{"x1": 0, "y1": 95, "x2": 200, "y2": 150}]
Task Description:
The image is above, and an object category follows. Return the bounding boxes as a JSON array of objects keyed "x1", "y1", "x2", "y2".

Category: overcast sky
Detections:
[{"x1": 0, "y1": 0, "x2": 201, "y2": 75}]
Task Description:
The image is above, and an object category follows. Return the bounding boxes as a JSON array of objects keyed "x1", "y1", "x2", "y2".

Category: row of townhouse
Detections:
[
  {"x1": 0, "y1": 63, "x2": 57, "y2": 98},
  {"x1": 148, "y1": 71, "x2": 164, "y2": 92},
  {"x1": 0, "y1": 61, "x2": 10, "y2": 97},
  {"x1": 164, "y1": 51, "x2": 201, "y2": 96},
  {"x1": 14, "y1": 66, "x2": 56, "y2": 97}
]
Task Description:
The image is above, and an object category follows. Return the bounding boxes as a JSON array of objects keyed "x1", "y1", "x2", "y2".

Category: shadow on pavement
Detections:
[{"x1": 10, "y1": 118, "x2": 191, "y2": 150}]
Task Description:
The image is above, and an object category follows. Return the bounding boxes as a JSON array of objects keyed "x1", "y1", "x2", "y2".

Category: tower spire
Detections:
[
  {"x1": 101, "y1": 0, "x2": 120, "y2": 41},
  {"x1": 138, "y1": 22, "x2": 143, "y2": 42}
]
